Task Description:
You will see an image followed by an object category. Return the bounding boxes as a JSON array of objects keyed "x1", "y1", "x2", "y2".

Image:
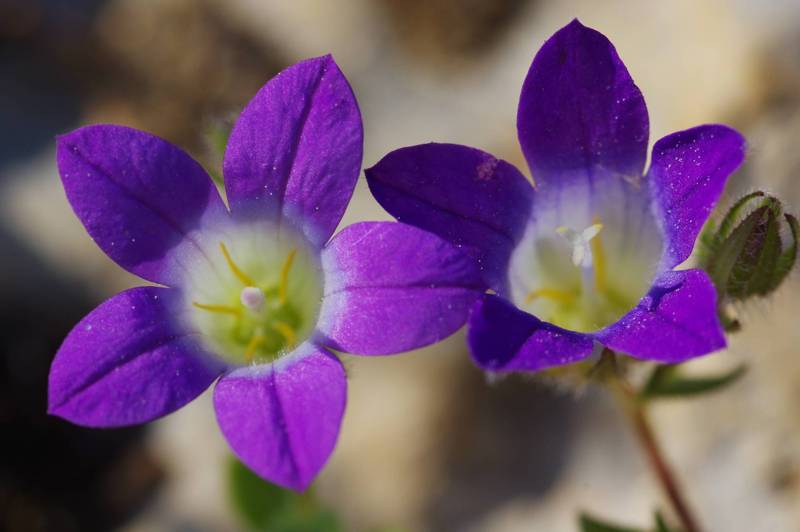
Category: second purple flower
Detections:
[{"x1": 367, "y1": 20, "x2": 746, "y2": 372}]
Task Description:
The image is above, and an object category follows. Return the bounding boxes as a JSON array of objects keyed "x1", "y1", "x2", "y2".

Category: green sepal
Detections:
[
  {"x1": 716, "y1": 191, "x2": 767, "y2": 241},
  {"x1": 705, "y1": 205, "x2": 769, "y2": 295},
  {"x1": 768, "y1": 213, "x2": 799, "y2": 292},
  {"x1": 640, "y1": 363, "x2": 746, "y2": 400},
  {"x1": 227, "y1": 456, "x2": 343, "y2": 532},
  {"x1": 726, "y1": 206, "x2": 782, "y2": 298}
]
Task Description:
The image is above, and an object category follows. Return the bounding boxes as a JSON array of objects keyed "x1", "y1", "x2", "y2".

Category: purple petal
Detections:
[
  {"x1": 224, "y1": 55, "x2": 363, "y2": 247},
  {"x1": 517, "y1": 19, "x2": 648, "y2": 186},
  {"x1": 366, "y1": 143, "x2": 533, "y2": 293},
  {"x1": 48, "y1": 287, "x2": 225, "y2": 427},
  {"x1": 595, "y1": 269, "x2": 725, "y2": 363},
  {"x1": 318, "y1": 221, "x2": 484, "y2": 355},
  {"x1": 649, "y1": 125, "x2": 746, "y2": 267},
  {"x1": 467, "y1": 295, "x2": 595, "y2": 372},
  {"x1": 57, "y1": 125, "x2": 227, "y2": 286},
  {"x1": 213, "y1": 345, "x2": 346, "y2": 491}
]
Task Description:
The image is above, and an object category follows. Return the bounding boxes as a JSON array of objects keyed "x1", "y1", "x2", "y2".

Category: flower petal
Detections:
[
  {"x1": 318, "y1": 221, "x2": 484, "y2": 355},
  {"x1": 517, "y1": 19, "x2": 648, "y2": 187},
  {"x1": 468, "y1": 295, "x2": 594, "y2": 372},
  {"x1": 595, "y1": 269, "x2": 725, "y2": 363},
  {"x1": 57, "y1": 125, "x2": 227, "y2": 286},
  {"x1": 48, "y1": 287, "x2": 225, "y2": 427},
  {"x1": 213, "y1": 345, "x2": 346, "y2": 491},
  {"x1": 648, "y1": 125, "x2": 746, "y2": 267},
  {"x1": 365, "y1": 143, "x2": 533, "y2": 293},
  {"x1": 224, "y1": 55, "x2": 363, "y2": 247}
]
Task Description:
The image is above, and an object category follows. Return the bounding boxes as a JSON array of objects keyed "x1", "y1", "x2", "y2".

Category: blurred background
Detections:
[{"x1": 1, "y1": 0, "x2": 799, "y2": 530}]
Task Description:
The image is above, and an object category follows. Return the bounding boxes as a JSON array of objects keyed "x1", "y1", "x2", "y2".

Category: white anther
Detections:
[
  {"x1": 556, "y1": 223, "x2": 603, "y2": 268},
  {"x1": 240, "y1": 286, "x2": 265, "y2": 312}
]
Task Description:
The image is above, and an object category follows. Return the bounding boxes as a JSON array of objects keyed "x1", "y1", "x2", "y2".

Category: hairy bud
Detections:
[{"x1": 699, "y1": 191, "x2": 798, "y2": 330}]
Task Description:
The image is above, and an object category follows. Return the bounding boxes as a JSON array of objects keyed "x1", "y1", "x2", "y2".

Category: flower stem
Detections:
[{"x1": 601, "y1": 351, "x2": 702, "y2": 532}]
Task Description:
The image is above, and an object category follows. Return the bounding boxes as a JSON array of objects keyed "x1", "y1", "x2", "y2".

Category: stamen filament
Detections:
[
  {"x1": 590, "y1": 216, "x2": 608, "y2": 293},
  {"x1": 192, "y1": 302, "x2": 242, "y2": 316},
  {"x1": 220, "y1": 242, "x2": 257, "y2": 286},
  {"x1": 244, "y1": 333, "x2": 265, "y2": 362},
  {"x1": 278, "y1": 249, "x2": 297, "y2": 304},
  {"x1": 525, "y1": 288, "x2": 576, "y2": 304},
  {"x1": 272, "y1": 320, "x2": 297, "y2": 349}
]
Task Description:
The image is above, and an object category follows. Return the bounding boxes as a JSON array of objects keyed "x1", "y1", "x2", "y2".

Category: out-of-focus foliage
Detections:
[
  {"x1": 579, "y1": 511, "x2": 678, "y2": 532},
  {"x1": 228, "y1": 457, "x2": 343, "y2": 532}
]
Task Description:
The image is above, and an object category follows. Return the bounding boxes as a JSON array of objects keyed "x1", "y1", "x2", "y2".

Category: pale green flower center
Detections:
[{"x1": 182, "y1": 222, "x2": 322, "y2": 365}]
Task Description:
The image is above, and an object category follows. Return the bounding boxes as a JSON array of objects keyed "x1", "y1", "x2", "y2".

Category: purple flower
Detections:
[
  {"x1": 48, "y1": 55, "x2": 483, "y2": 490},
  {"x1": 366, "y1": 20, "x2": 746, "y2": 372}
]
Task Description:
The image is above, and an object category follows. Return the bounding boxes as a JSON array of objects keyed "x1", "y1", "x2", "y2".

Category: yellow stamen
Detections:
[
  {"x1": 590, "y1": 216, "x2": 607, "y2": 293},
  {"x1": 278, "y1": 249, "x2": 297, "y2": 304},
  {"x1": 525, "y1": 288, "x2": 576, "y2": 305},
  {"x1": 272, "y1": 320, "x2": 297, "y2": 349},
  {"x1": 192, "y1": 302, "x2": 242, "y2": 316},
  {"x1": 244, "y1": 334, "x2": 265, "y2": 362},
  {"x1": 219, "y1": 242, "x2": 257, "y2": 287}
]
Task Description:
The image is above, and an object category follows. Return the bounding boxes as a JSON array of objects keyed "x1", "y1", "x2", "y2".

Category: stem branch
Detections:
[{"x1": 602, "y1": 352, "x2": 702, "y2": 532}]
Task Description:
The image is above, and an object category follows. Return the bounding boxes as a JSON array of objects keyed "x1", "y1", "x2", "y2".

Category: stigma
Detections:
[{"x1": 240, "y1": 286, "x2": 265, "y2": 313}]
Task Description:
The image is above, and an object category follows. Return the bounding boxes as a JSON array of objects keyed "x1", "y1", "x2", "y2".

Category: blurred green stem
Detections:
[{"x1": 601, "y1": 351, "x2": 702, "y2": 532}]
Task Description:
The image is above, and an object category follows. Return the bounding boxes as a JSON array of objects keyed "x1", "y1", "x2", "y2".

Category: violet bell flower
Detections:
[
  {"x1": 366, "y1": 20, "x2": 746, "y2": 372},
  {"x1": 48, "y1": 55, "x2": 483, "y2": 490}
]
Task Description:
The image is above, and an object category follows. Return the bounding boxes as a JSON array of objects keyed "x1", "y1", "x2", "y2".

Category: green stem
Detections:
[{"x1": 601, "y1": 352, "x2": 702, "y2": 532}]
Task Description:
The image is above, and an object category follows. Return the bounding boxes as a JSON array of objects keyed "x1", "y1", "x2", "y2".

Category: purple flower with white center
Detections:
[
  {"x1": 366, "y1": 20, "x2": 746, "y2": 372},
  {"x1": 48, "y1": 55, "x2": 483, "y2": 490}
]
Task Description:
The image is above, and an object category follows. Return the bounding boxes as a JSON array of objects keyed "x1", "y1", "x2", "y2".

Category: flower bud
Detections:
[{"x1": 699, "y1": 192, "x2": 798, "y2": 328}]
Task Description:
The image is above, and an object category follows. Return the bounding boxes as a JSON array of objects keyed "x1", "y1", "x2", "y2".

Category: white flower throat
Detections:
[{"x1": 509, "y1": 206, "x2": 660, "y2": 333}]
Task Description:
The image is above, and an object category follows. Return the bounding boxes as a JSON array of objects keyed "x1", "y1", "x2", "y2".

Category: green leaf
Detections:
[
  {"x1": 641, "y1": 364, "x2": 747, "y2": 400},
  {"x1": 227, "y1": 456, "x2": 343, "y2": 532}
]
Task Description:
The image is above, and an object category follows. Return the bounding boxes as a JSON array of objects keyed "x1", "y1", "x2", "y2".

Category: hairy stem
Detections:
[{"x1": 602, "y1": 352, "x2": 702, "y2": 532}]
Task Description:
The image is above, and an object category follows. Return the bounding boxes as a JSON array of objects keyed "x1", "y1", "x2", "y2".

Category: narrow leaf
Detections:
[{"x1": 641, "y1": 364, "x2": 747, "y2": 399}]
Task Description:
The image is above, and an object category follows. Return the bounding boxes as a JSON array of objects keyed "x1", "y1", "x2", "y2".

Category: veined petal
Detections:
[
  {"x1": 318, "y1": 221, "x2": 484, "y2": 355},
  {"x1": 48, "y1": 287, "x2": 225, "y2": 427},
  {"x1": 468, "y1": 295, "x2": 594, "y2": 372},
  {"x1": 595, "y1": 269, "x2": 725, "y2": 363},
  {"x1": 648, "y1": 125, "x2": 746, "y2": 267},
  {"x1": 213, "y1": 345, "x2": 346, "y2": 491},
  {"x1": 517, "y1": 19, "x2": 648, "y2": 187},
  {"x1": 57, "y1": 125, "x2": 227, "y2": 286},
  {"x1": 366, "y1": 143, "x2": 533, "y2": 293},
  {"x1": 224, "y1": 55, "x2": 363, "y2": 247}
]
